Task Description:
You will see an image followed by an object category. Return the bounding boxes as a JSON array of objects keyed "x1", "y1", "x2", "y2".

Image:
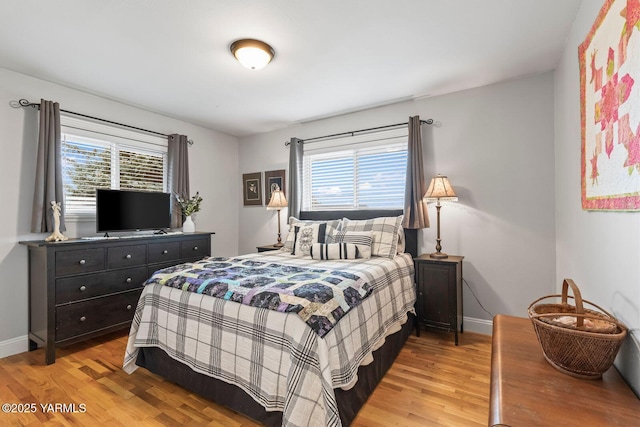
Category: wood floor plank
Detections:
[{"x1": 0, "y1": 329, "x2": 491, "y2": 426}]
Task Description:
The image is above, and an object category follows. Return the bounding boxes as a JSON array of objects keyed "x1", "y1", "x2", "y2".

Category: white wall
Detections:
[
  {"x1": 555, "y1": 0, "x2": 640, "y2": 394},
  {"x1": 239, "y1": 72, "x2": 557, "y2": 333},
  {"x1": 0, "y1": 67, "x2": 239, "y2": 357}
]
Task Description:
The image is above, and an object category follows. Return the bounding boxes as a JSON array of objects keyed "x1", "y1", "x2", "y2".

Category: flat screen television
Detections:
[{"x1": 96, "y1": 189, "x2": 171, "y2": 233}]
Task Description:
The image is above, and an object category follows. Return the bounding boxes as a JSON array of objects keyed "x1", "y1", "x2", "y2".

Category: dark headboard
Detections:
[{"x1": 299, "y1": 210, "x2": 418, "y2": 258}]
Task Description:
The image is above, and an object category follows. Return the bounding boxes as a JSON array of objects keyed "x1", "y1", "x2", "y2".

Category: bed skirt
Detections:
[{"x1": 135, "y1": 312, "x2": 414, "y2": 426}]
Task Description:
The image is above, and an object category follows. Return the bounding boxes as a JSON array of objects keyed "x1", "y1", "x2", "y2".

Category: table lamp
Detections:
[
  {"x1": 424, "y1": 174, "x2": 458, "y2": 258},
  {"x1": 267, "y1": 188, "x2": 288, "y2": 247}
]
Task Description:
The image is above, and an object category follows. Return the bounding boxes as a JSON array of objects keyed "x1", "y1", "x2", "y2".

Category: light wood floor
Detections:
[{"x1": 0, "y1": 329, "x2": 492, "y2": 426}]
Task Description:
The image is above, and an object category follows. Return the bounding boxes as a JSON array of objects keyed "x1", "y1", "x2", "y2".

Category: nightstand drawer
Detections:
[
  {"x1": 55, "y1": 266, "x2": 148, "y2": 304},
  {"x1": 55, "y1": 248, "x2": 105, "y2": 276},
  {"x1": 181, "y1": 238, "x2": 209, "y2": 259},
  {"x1": 107, "y1": 244, "x2": 147, "y2": 269},
  {"x1": 55, "y1": 289, "x2": 142, "y2": 341}
]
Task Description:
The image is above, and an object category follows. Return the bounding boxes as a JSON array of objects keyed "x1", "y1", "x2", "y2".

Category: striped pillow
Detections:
[
  {"x1": 329, "y1": 230, "x2": 373, "y2": 259},
  {"x1": 310, "y1": 243, "x2": 358, "y2": 260}
]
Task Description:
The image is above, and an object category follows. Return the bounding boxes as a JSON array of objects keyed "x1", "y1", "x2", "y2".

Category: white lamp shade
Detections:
[
  {"x1": 424, "y1": 174, "x2": 458, "y2": 201},
  {"x1": 267, "y1": 190, "x2": 288, "y2": 210}
]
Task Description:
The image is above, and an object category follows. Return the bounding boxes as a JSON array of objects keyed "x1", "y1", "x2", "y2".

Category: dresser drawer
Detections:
[
  {"x1": 148, "y1": 241, "x2": 181, "y2": 264},
  {"x1": 107, "y1": 244, "x2": 147, "y2": 269},
  {"x1": 55, "y1": 266, "x2": 148, "y2": 304},
  {"x1": 55, "y1": 248, "x2": 105, "y2": 276},
  {"x1": 55, "y1": 289, "x2": 142, "y2": 341},
  {"x1": 181, "y1": 238, "x2": 209, "y2": 259}
]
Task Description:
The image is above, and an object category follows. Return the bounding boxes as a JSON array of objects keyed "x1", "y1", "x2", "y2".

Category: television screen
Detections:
[{"x1": 96, "y1": 189, "x2": 171, "y2": 233}]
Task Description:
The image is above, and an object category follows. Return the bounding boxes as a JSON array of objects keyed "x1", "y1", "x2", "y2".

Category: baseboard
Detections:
[
  {"x1": 0, "y1": 335, "x2": 28, "y2": 359},
  {"x1": 463, "y1": 316, "x2": 493, "y2": 336}
]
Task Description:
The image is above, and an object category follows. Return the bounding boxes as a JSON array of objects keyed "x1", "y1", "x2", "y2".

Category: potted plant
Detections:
[{"x1": 176, "y1": 192, "x2": 202, "y2": 232}]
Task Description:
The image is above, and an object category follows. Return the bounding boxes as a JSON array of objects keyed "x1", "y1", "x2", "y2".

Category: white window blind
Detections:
[
  {"x1": 60, "y1": 116, "x2": 167, "y2": 218},
  {"x1": 302, "y1": 128, "x2": 407, "y2": 211}
]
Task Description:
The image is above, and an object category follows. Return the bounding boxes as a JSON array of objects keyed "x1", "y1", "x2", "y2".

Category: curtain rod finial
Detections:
[{"x1": 11, "y1": 99, "x2": 38, "y2": 109}]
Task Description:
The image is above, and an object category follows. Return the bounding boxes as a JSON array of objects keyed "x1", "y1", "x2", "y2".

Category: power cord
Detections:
[{"x1": 463, "y1": 277, "x2": 494, "y2": 318}]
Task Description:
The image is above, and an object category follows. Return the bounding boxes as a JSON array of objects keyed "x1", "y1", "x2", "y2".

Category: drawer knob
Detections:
[
  {"x1": 126, "y1": 254, "x2": 132, "y2": 259},
  {"x1": 80, "y1": 316, "x2": 86, "y2": 322},
  {"x1": 193, "y1": 246, "x2": 198, "y2": 251},
  {"x1": 79, "y1": 259, "x2": 86, "y2": 265},
  {"x1": 162, "y1": 250, "x2": 168, "y2": 254},
  {"x1": 126, "y1": 304, "x2": 132, "y2": 310},
  {"x1": 126, "y1": 277, "x2": 132, "y2": 283},
  {"x1": 79, "y1": 285, "x2": 86, "y2": 292}
]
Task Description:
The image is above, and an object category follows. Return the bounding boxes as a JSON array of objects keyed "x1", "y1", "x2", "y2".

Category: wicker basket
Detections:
[{"x1": 527, "y1": 279, "x2": 627, "y2": 379}]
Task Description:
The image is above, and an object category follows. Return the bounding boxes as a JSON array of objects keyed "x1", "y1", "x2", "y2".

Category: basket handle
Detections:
[{"x1": 562, "y1": 279, "x2": 584, "y2": 327}]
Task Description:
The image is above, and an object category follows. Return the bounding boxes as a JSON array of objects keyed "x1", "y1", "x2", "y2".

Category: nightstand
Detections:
[
  {"x1": 257, "y1": 244, "x2": 282, "y2": 253},
  {"x1": 414, "y1": 254, "x2": 464, "y2": 345}
]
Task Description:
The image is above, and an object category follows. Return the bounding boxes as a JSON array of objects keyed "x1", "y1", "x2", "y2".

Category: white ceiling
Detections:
[{"x1": 0, "y1": 0, "x2": 581, "y2": 137}]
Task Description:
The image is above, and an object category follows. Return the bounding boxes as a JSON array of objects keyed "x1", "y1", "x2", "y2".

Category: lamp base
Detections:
[
  {"x1": 429, "y1": 252, "x2": 449, "y2": 259},
  {"x1": 273, "y1": 242, "x2": 284, "y2": 248}
]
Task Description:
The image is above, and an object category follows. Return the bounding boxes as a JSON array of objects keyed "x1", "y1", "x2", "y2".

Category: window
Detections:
[
  {"x1": 60, "y1": 116, "x2": 167, "y2": 218},
  {"x1": 302, "y1": 128, "x2": 407, "y2": 211}
]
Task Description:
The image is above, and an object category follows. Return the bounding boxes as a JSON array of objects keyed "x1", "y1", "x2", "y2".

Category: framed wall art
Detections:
[
  {"x1": 264, "y1": 169, "x2": 286, "y2": 203},
  {"x1": 580, "y1": 0, "x2": 640, "y2": 210},
  {"x1": 243, "y1": 172, "x2": 263, "y2": 206}
]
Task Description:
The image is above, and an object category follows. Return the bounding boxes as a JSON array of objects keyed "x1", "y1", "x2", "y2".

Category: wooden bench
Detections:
[{"x1": 489, "y1": 314, "x2": 640, "y2": 426}]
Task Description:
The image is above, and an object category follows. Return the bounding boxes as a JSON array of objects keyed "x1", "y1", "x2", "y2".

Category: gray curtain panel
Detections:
[
  {"x1": 31, "y1": 99, "x2": 65, "y2": 233},
  {"x1": 402, "y1": 116, "x2": 430, "y2": 229},
  {"x1": 288, "y1": 137, "x2": 303, "y2": 218},
  {"x1": 168, "y1": 134, "x2": 190, "y2": 228}
]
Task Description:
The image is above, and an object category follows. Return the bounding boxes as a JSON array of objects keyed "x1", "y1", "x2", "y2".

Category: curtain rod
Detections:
[
  {"x1": 284, "y1": 119, "x2": 433, "y2": 146},
  {"x1": 16, "y1": 99, "x2": 194, "y2": 145}
]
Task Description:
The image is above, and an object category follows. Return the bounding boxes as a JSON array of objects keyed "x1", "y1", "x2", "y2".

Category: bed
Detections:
[{"x1": 123, "y1": 210, "x2": 417, "y2": 427}]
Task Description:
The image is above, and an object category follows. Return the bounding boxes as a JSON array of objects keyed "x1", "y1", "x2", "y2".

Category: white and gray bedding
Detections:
[{"x1": 123, "y1": 250, "x2": 415, "y2": 427}]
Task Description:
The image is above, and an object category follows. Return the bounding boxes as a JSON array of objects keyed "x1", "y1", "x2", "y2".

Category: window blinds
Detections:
[{"x1": 302, "y1": 128, "x2": 407, "y2": 211}]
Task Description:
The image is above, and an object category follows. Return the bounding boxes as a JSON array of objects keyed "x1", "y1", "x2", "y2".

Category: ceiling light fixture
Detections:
[{"x1": 230, "y1": 39, "x2": 275, "y2": 70}]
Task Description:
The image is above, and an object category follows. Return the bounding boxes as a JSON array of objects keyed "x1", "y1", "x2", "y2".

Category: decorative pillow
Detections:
[
  {"x1": 341, "y1": 215, "x2": 403, "y2": 259},
  {"x1": 292, "y1": 223, "x2": 327, "y2": 257},
  {"x1": 310, "y1": 243, "x2": 358, "y2": 260},
  {"x1": 328, "y1": 230, "x2": 373, "y2": 259},
  {"x1": 283, "y1": 217, "x2": 341, "y2": 252}
]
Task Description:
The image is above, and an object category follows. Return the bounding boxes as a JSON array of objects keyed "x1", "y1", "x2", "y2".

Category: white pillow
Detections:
[
  {"x1": 291, "y1": 223, "x2": 326, "y2": 257},
  {"x1": 341, "y1": 216, "x2": 403, "y2": 258},
  {"x1": 310, "y1": 243, "x2": 358, "y2": 260},
  {"x1": 283, "y1": 217, "x2": 341, "y2": 252},
  {"x1": 328, "y1": 230, "x2": 373, "y2": 259}
]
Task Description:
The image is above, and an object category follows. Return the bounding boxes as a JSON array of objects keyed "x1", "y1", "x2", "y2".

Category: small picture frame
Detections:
[
  {"x1": 243, "y1": 172, "x2": 263, "y2": 206},
  {"x1": 264, "y1": 169, "x2": 286, "y2": 204}
]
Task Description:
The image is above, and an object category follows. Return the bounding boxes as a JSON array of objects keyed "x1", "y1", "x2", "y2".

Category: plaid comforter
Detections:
[
  {"x1": 142, "y1": 257, "x2": 372, "y2": 337},
  {"x1": 124, "y1": 251, "x2": 415, "y2": 427}
]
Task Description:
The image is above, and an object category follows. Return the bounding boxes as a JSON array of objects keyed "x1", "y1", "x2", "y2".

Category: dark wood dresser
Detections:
[
  {"x1": 414, "y1": 255, "x2": 463, "y2": 344},
  {"x1": 20, "y1": 232, "x2": 213, "y2": 364},
  {"x1": 490, "y1": 314, "x2": 640, "y2": 426}
]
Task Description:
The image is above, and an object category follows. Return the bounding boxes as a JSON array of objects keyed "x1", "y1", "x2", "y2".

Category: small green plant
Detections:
[{"x1": 176, "y1": 192, "x2": 202, "y2": 216}]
